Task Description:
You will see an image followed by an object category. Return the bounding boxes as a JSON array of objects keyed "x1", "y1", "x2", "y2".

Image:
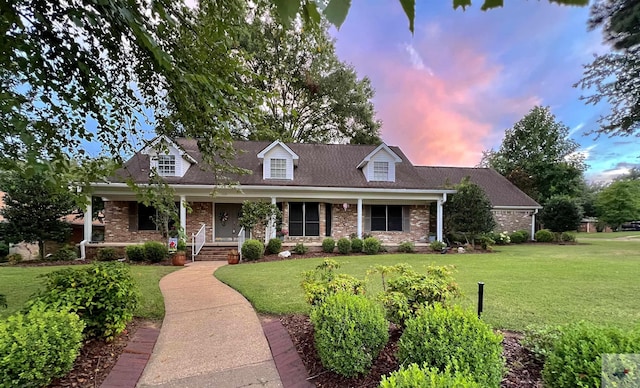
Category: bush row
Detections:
[{"x1": 125, "y1": 241, "x2": 168, "y2": 263}]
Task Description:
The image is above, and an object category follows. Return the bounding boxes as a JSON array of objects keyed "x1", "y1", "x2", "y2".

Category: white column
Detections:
[
  {"x1": 180, "y1": 195, "x2": 187, "y2": 237},
  {"x1": 83, "y1": 195, "x2": 92, "y2": 242},
  {"x1": 357, "y1": 198, "x2": 363, "y2": 238},
  {"x1": 531, "y1": 210, "x2": 537, "y2": 241},
  {"x1": 436, "y1": 199, "x2": 444, "y2": 242},
  {"x1": 212, "y1": 202, "x2": 216, "y2": 241},
  {"x1": 270, "y1": 197, "x2": 277, "y2": 240}
]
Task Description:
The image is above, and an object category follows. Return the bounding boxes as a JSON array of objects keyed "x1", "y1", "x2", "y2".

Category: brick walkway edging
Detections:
[
  {"x1": 262, "y1": 320, "x2": 315, "y2": 388},
  {"x1": 100, "y1": 327, "x2": 160, "y2": 388}
]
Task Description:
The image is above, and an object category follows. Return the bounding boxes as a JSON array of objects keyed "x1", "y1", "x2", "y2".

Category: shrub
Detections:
[
  {"x1": 96, "y1": 247, "x2": 118, "y2": 261},
  {"x1": 521, "y1": 325, "x2": 563, "y2": 362},
  {"x1": 0, "y1": 303, "x2": 85, "y2": 388},
  {"x1": 51, "y1": 245, "x2": 77, "y2": 261},
  {"x1": 266, "y1": 238, "x2": 282, "y2": 254},
  {"x1": 292, "y1": 242, "x2": 308, "y2": 255},
  {"x1": 535, "y1": 229, "x2": 554, "y2": 242},
  {"x1": 398, "y1": 304, "x2": 504, "y2": 387},
  {"x1": 125, "y1": 245, "x2": 146, "y2": 262},
  {"x1": 560, "y1": 231, "x2": 576, "y2": 242},
  {"x1": 397, "y1": 241, "x2": 415, "y2": 253},
  {"x1": 6, "y1": 253, "x2": 22, "y2": 265},
  {"x1": 542, "y1": 322, "x2": 640, "y2": 388},
  {"x1": 322, "y1": 237, "x2": 336, "y2": 253},
  {"x1": 28, "y1": 262, "x2": 139, "y2": 340},
  {"x1": 508, "y1": 231, "x2": 526, "y2": 244},
  {"x1": 377, "y1": 264, "x2": 461, "y2": 326},
  {"x1": 517, "y1": 229, "x2": 530, "y2": 241},
  {"x1": 429, "y1": 240, "x2": 446, "y2": 251},
  {"x1": 301, "y1": 259, "x2": 365, "y2": 305},
  {"x1": 241, "y1": 239, "x2": 264, "y2": 261},
  {"x1": 363, "y1": 237, "x2": 381, "y2": 255},
  {"x1": 350, "y1": 237, "x2": 363, "y2": 253},
  {"x1": 477, "y1": 234, "x2": 495, "y2": 250},
  {"x1": 0, "y1": 242, "x2": 8, "y2": 257},
  {"x1": 310, "y1": 292, "x2": 389, "y2": 377},
  {"x1": 337, "y1": 237, "x2": 351, "y2": 254},
  {"x1": 379, "y1": 364, "x2": 480, "y2": 388},
  {"x1": 144, "y1": 241, "x2": 168, "y2": 263},
  {"x1": 492, "y1": 231, "x2": 510, "y2": 245}
]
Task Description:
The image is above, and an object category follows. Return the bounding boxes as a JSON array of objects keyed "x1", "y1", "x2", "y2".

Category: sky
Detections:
[{"x1": 329, "y1": 1, "x2": 639, "y2": 182}]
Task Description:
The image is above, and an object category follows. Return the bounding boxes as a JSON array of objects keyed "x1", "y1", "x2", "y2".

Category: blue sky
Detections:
[{"x1": 330, "y1": 1, "x2": 639, "y2": 182}]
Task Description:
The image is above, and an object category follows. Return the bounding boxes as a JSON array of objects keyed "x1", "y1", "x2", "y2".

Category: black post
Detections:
[{"x1": 477, "y1": 282, "x2": 485, "y2": 318}]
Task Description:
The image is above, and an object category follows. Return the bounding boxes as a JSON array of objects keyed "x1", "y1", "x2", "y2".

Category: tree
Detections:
[
  {"x1": 236, "y1": 3, "x2": 381, "y2": 144},
  {"x1": 615, "y1": 167, "x2": 640, "y2": 181},
  {"x1": 539, "y1": 196, "x2": 583, "y2": 233},
  {"x1": 575, "y1": 0, "x2": 640, "y2": 137},
  {"x1": 238, "y1": 201, "x2": 282, "y2": 236},
  {"x1": 595, "y1": 180, "x2": 640, "y2": 230},
  {"x1": 444, "y1": 178, "x2": 496, "y2": 245},
  {"x1": 481, "y1": 106, "x2": 586, "y2": 204},
  {"x1": 0, "y1": 170, "x2": 76, "y2": 258}
]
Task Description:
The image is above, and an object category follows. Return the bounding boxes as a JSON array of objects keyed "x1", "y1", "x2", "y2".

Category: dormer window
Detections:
[
  {"x1": 270, "y1": 158, "x2": 287, "y2": 179},
  {"x1": 373, "y1": 161, "x2": 389, "y2": 181},
  {"x1": 158, "y1": 155, "x2": 176, "y2": 176}
]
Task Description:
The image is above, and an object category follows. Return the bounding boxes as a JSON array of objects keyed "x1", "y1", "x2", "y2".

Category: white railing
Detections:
[
  {"x1": 237, "y1": 227, "x2": 246, "y2": 261},
  {"x1": 192, "y1": 224, "x2": 206, "y2": 262}
]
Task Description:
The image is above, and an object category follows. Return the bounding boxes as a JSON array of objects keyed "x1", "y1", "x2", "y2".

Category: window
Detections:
[
  {"x1": 289, "y1": 202, "x2": 320, "y2": 236},
  {"x1": 370, "y1": 205, "x2": 403, "y2": 231},
  {"x1": 373, "y1": 161, "x2": 389, "y2": 181},
  {"x1": 270, "y1": 158, "x2": 286, "y2": 179},
  {"x1": 158, "y1": 155, "x2": 176, "y2": 176},
  {"x1": 138, "y1": 204, "x2": 157, "y2": 230}
]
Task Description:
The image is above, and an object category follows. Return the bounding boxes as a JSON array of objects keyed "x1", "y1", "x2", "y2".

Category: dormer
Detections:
[
  {"x1": 357, "y1": 143, "x2": 403, "y2": 182},
  {"x1": 140, "y1": 136, "x2": 197, "y2": 178},
  {"x1": 257, "y1": 140, "x2": 299, "y2": 180}
]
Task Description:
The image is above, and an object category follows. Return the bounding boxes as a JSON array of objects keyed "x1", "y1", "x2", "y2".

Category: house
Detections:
[{"x1": 84, "y1": 137, "x2": 540, "y2": 258}]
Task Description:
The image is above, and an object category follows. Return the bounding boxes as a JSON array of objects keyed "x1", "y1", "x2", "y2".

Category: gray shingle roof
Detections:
[
  {"x1": 111, "y1": 139, "x2": 539, "y2": 208},
  {"x1": 415, "y1": 166, "x2": 541, "y2": 208}
]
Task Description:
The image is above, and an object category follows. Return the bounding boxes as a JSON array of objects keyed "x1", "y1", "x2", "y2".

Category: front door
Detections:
[{"x1": 215, "y1": 204, "x2": 242, "y2": 241}]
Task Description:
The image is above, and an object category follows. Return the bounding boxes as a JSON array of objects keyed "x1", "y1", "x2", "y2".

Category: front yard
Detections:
[{"x1": 215, "y1": 239, "x2": 640, "y2": 330}]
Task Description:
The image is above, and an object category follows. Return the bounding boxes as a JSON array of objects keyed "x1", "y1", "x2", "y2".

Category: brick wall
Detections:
[
  {"x1": 104, "y1": 201, "x2": 163, "y2": 243},
  {"x1": 492, "y1": 210, "x2": 534, "y2": 233},
  {"x1": 369, "y1": 205, "x2": 429, "y2": 244},
  {"x1": 186, "y1": 202, "x2": 212, "y2": 237}
]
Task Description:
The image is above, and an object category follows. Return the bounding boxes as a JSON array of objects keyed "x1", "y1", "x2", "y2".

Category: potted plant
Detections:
[
  {"x1": 227, "y1": 249, "x2": 240, "y2": 265},
  {"x1": 172, "y1": 239, "x2": 187, "y2": 266}
]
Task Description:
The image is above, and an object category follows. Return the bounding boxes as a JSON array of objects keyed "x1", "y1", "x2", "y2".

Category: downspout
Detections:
[{"x1": 531, "y1": 208, "x2": 539, "y2": 241}]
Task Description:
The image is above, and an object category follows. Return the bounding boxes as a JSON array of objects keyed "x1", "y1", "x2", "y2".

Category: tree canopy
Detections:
[
  {"x1": 575, "y1": 0, "x2": 640, "y2": 137},
  {"x1": 595, "y1": 179, "x2": 640, "y2": 230},
  {"x1": 444, "y1": 177, "x2": 496, "y2": 244},
  {"x1": 235, "y1": 3, "x2": 381, "y2": 144},
  {"x1": 481, "y1": 106, "x2": 586, "y2": 204},
  {"x1": 539, "y1": 196, "x2": 583, "y2": 233}
]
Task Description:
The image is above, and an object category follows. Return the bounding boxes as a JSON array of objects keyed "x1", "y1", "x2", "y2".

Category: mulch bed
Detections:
[
  {"x1": 280, "y1": 314, "x2": 544, "y2": 388},
  {"x1": 48, "y1": 318, "x2": 147, "y2": 388}
]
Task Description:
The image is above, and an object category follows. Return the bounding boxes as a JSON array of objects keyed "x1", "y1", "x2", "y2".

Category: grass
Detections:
[
  {"x1": 576, "y1": 231, "x2": 640, "y2": 239},
  {"x1": 0, "y1": 264, "x2": 179, "y2": 320},
  {"x1": 215, "y1": 239, "x2": 640, "y2": 331}
]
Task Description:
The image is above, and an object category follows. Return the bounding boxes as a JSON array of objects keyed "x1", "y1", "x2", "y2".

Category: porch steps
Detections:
[{"x1": 193, "y1": 245, "x2": 232, "y2": 261}]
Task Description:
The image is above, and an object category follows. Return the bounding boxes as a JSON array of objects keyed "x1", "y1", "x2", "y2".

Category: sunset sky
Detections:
[{"x1": 330, "y1": 1, "x2": 639, "y2": 182}]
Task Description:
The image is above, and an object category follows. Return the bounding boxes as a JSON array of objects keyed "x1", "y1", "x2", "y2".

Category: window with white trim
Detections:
[
  {"x1": 289, "y1": 202, "x2": 320, "y2": 236},
  {"x1": 158, "y1": 155, "x2": 176, "y2": 176},
  {"x1": 270, "y1": 158, "x2": 287, "y2": 179},
  {"x1": 373, "y1": 161, "x2": 389, "y2": 181}
]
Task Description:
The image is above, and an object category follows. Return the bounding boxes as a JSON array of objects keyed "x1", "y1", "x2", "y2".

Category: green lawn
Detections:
[
  {"x1": 215, "y1": 239, "x2": 640, "y2": 331},
  {"x1": 0, "y1": 264, "x2": 179, "y2": 320},
  {"x1": 576, "y1": 231, "x2": 640, "y2": 239}
]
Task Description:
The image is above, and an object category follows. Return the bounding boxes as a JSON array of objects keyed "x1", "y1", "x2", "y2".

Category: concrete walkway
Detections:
[{"x1": 137, "y1": 262, "x2": 283, "y2": 388}]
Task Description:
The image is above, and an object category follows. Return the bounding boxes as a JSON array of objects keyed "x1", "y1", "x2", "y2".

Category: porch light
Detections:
[{"x1": 342, "y1": 203, "x2": 349, "y2": 211}]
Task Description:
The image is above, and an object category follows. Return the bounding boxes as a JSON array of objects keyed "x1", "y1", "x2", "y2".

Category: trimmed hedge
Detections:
[
  {"x1": 535, "y1": 229, "x2": 554, "y2": 242},
  {"x1": 143, "y1": 241, "x2": 168, "y2": 263},
  {"x1": 379, "y1": 364, "x2": 480, "y2": 388},
  {"x1": 310, "y1": 292, "x2": 389, "y2": 377},
  {"x1": 293, "y1": 242, "x2": 308, "y2": 254},
  {"x1": 322, "y1": 238, "x2": 336, "y2": 253},
  {"x1": 27, "y1": 262, "x2": 139, "y2": 340},
  {"x1": 125, "y1": 245, "x2": 146, "y2": 262},
  {"x1": 337, "y1": 237, "x2": 351, "y2": 254},
  {"x1": 397, "y1": 241, "x2": 415, "y2": 253},
  {"x1": 350, "y1": 237, "x2": 363, "y2": 253},
  {"x1": 363, "y1": 237, "x2": 382, "y2": 255},
  {"x1": 398, "y1": 304, "x2": 504, "y2": 387},
  {"x1": 51, "y1": 245, "x2": 77, "y2": 261},
  {"x1": 508, "y1": 231, "x2": 527, "y2": 244},
  {"x1": 241, "y1": 239, "x2": 264, "y2": 261},
  {"x1": 0, "y1": 303, "x2": 85, "y2": 387},
  {"x1": 266, "y1": 238, "x2": 282, "y2": 254},
  {"x1": 96, "y1": 247, "x2": 118, "y2": 261}
]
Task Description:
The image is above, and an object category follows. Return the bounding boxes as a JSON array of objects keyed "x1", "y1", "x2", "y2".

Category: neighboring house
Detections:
[{"x1": 85, "y1": 137, "x2": 540, "y2": 257}]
